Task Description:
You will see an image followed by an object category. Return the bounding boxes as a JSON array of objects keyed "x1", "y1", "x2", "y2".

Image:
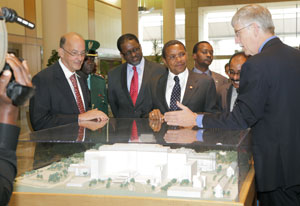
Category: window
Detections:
[
  {"x1": 200, "y1": 2, "x2": 300, "y2": 76},
  {"x1": 139, "y1": 9, "x2": 185, "y2": 56}
]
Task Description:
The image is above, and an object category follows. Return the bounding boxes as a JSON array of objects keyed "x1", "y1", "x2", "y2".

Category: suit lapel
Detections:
[
  {"x1": 182, "y1": 70, "x2": 197, "y2": 106},
  {"x1": 135, "y1": 60, "x2": 148, "y2": 107},
  {"x1": 157, "y1": 72, "x2": 169, "y2": 111},
  {"x1": 77, "y1": 74, "x2": 90, "y2": 110},
  {"x1": 121, "y1": 63, "x2": 134, "y2": 106},
  {"x1": 227, "y1": 85, "x2": 233, "y2": 112},
  {"x1": 54, "y1": 64, "x2": 79, "y2": 113}
]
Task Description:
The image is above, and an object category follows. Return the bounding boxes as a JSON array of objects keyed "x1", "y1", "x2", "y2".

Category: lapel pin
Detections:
[{"x1": 189, "y1": 86, "x2": 193, "y2": 89}]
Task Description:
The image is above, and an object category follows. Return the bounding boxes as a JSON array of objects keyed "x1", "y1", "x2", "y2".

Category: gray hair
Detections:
[{"x1": 231, "y1": 4, "x2": 275, "y2": 34}]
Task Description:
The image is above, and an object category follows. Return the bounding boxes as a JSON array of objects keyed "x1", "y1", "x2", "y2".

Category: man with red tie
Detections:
[
  {"x1": 30, "y1": 32, "x2": 108, "y2": 131},
  {"x1": 108, "y1": 33, "x2": 165, "y2": 118}
]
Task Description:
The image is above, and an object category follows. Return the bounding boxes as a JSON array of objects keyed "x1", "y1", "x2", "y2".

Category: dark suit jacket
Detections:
[
  {"x1": 203, "y1": 37, "x2": 300, "y2": 192},
  {"x1": 29, "y1": 62, "x2": 90, "y2": 131},
  {"x1": 0, "y1": 123, "x2": 20, "y2": 206},
  {"x1": 108, "y1": 59, "x2": 165, "y2": 118},
  {"x1": 151, "y1": 69, "x2": 219, "y2": 114},
  {"x1": 218, "y1": 83, "x2": 234, "y2": 112}
]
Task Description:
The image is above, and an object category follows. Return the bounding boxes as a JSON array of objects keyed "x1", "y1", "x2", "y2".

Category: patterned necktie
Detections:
[
  {"x1": 70, "y1": 74, "x2": 85, "y2": 113},
  {"x1": 170, "y1": 76, "x2": 181, "y2": 111},
  {"x1": 130, "y1": 66, "x2": 138, "y2": 106}
]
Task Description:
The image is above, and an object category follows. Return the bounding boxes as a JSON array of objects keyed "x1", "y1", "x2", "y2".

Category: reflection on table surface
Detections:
[
  {"x1": 16, "y1": 118, "x2": 251, "y2": 177},
  {"x1": 19, "y1": 118, "x2": 250, "y2": 146}
]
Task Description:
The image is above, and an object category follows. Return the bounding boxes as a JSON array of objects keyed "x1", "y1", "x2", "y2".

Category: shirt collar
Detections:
[
  {"x1": 259, "y1": 36, "x2": 277, "y2": 53},
  {"x1": 127, "y1": 57, "x2": 145, "y2": 71},
  {"x1": 193, "y1": 67, "x2": 211, "y2": 76},
  {"x1": 59, "y1": 58, "x2": 79, "y2": 79},
  {"x1": 168, "y1": 68, "x2": 188, "y2": 81}
]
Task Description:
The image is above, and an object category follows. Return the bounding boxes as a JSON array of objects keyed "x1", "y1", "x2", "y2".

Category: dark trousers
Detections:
[{"x1": 258, "y1": 185, "x2": 300, "y2": 206}]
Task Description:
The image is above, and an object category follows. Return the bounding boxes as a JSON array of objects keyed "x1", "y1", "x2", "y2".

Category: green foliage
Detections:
[
  {"x1": 100, "y1": 60, "x2": 109, "y2": 76},
  {"x1": 47, "y1": 50, "x2": 59, "y2": 67},
  {"x1": 89, "y1": 179, "x2": 97, "y2": 187},
  {"x1": 152, "y1": 39, "x2": 162, "y2": 63},
  {"x1": 130, "y1": 178, "x2": 135, "y2": 183},
  {"x1": 180, "y1": 179, "x2": 190, "y2": 186},
  {"x1": 216, "y1": 165, "x2": 222, "y2": 173},
  {"x1": 48, "y1": 172, "x2": 62, "y2": 183}
]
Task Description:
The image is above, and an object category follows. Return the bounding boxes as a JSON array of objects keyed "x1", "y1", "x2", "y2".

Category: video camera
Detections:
[{"x1": 0, "y1": 7, "x2": 35, "y2": 106}]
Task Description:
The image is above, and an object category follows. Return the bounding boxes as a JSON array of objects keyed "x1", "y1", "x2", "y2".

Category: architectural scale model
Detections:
[{"x1": 15, "y1": 143, "x2": 239, "y2": 200}]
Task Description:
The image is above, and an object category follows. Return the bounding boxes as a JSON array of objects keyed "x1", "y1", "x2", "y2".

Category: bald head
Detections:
[{"x1": 58, "y1": 32, "x2": 86, "y2": 72}]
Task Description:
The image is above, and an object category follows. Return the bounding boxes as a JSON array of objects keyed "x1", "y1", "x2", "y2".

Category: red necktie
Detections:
[
  {"x1": 70, "y1": 74, "x2": 85, "y2": 113},
  {"x1": 130, "y1": 120, "x2": 139, "y2": 142},
  {"x1": 76, "y1": 126, "x2": 84, "y2": 142},
  {"x1": 130, "y1": 66, "x2": 138, "y2": 106}
]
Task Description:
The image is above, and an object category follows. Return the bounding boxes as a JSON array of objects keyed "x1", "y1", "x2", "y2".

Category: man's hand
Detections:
[
  {"x1": 164, "y1": 102, "x2": 198, "y2": 127},
  {"x1": 78, "y1": 109, "x2": 109, "y2": 122},
  {"x1": 149, "y1": 118, "x2": 163, "y2": 132},
  {"x1": 149, "y1": 109, "x2": 164, "y2": 120},
  {"x1": 0, "y1": 54, "x2": 33, "y2": 125},
  {"x1": 78, "y1": 119, "x2": 108, "y2": 131},
  {"x1": 163, "y1": 128, "x2": 197, "y2": 144}
]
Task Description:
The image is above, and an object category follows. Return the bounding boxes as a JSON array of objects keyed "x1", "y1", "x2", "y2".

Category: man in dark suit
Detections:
[
  {"x1": 30, "y1": 32, "x2": 108, "y2": 131},
  {"x1": 149, "y1": 40, "x2": 219, "y2": 120},
  {"x1": 0, "y1": 54, "x2": 33, "y2": 205},
  {"x1": 108, "y1": 33, "x2": 165, "y2": 118},
  {"x1": 218, "y1": 52, "x2": 248, "y2": 112},
  {"x1": 165, "y1": 4, "x2": 300, "y2": 205},
  {"x1": 192, "y1": 41, "x2": 228, "y2": 92}
]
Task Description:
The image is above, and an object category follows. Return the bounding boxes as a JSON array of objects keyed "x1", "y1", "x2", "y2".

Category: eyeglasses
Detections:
[
  {"x1": 123, "y1": 47, "x2": 141, "y2": 56},
  {"x1": 228, "y1": 70, "x2": 241, "y2": 75},
  {"x1": 166, "y1": 52, "x2": 186, "y2": 61},
  {"x1": 234, "y1": 24, "x2": 253, "y2": 37},
  {"x1": 62, "y1": 47, "x2": 86, "y2": 57}
]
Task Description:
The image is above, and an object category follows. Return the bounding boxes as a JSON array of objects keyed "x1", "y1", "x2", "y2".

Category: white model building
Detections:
[
  {"x1": 67, "y1": 143, "x2": 218, "y2": 197},
  {"x1": 83, "y1": 144, "x2": 205, "y2": 184},
  {"x1": 227, "y1": 162, "x2": 237, "y2": 177}
]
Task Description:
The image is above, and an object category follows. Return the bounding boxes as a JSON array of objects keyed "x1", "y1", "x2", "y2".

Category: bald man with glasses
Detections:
[{"x1": 30, "y1": 32, "x2": 108, "y2": 131}]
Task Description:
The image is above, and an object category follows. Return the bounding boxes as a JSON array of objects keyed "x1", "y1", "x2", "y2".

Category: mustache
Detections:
[{"x1": 230, "y1": 78, "x2": 240, "y2": 82}]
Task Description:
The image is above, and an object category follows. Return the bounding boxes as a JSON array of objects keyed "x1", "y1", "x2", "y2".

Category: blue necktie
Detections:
[{"x1": 170, "y1": 76, "x2": 181, "y2": 111}]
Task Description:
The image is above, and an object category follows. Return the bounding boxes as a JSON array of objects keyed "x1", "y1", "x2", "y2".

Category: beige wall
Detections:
[
  {"x1": 35, "y1": 0, "x2": 43, "y2": 39},
  {"x1": 95, "y1": 1, "x2": 121, "y2": 50},
  {"x1": 67, "y1": 0, "x2": 89, "y2": 38},
  {"x1": 2, "y1": 0, "x2": 25, "y2": 35}
]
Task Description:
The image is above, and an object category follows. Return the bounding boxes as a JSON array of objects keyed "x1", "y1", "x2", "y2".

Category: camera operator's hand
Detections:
[{"x1": 0, "y1": 54, "x2": 33, "y2": 125}]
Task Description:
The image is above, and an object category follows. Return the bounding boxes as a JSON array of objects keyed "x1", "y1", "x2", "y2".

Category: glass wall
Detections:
[
  {"x1": 201, "y1": 1, "x2": 300, "y2": 76},
  {"x1": 138, "y1": 9, "x2": 185, "y2": 56}
]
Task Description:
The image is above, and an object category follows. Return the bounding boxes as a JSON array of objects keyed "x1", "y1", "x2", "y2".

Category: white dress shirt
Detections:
[
  {"x1": 166, "y1": 68, "x2": 189, "y2": 108},
  {"x1": 59, "y1": 59, "x2": 86, "y2": 110},
  {"x1": 127, "y1": 57, "x2": 145, "y2": 93},
  {"x1": 230, "y1": 86, "x2": 238, "y2": 112}
]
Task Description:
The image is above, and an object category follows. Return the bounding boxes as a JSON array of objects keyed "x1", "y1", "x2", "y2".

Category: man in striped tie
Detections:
[{"x1": 30, "y1": 32, "x2": 108, "y2": 131}]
